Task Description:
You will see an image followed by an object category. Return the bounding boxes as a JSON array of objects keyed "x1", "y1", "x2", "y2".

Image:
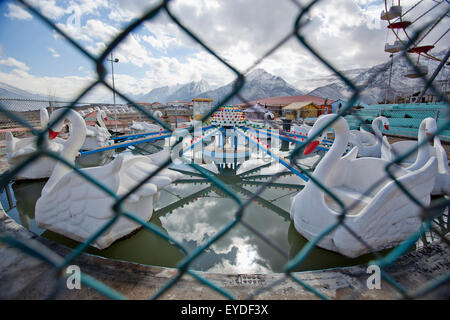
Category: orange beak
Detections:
[
  {"x1": 104, "y1": 117, "x2": 107, "y2": 121},
  {"x1": 304, "y1": 140, "x2": 320, "y2": 155},
  {"x1": 384, "y1": 125, "x2": 389, "y2": 130},
  {"x1": 49, "y1": 129, "x2": 59, "y2": 140}
]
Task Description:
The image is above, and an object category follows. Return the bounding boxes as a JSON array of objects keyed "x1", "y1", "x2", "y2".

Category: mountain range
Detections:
[
  {"x1": 192, "y1": 69, "x2": 304, "y2": 105},
  {"x1": 133, "y1": 68, "x2": 304, "y2": 104},
  {"x1": 135, "y1": 79, "x2": 212, "y2": 103},
  {"x1": 305, "y1": 50, "x2": 448, "y2": 104},
  {"x1": 0, "y1": 81, "x2": 51, "y2": 100},
  {"x1": 1, "y1": 51, "x2": 447, "y2": 105}
]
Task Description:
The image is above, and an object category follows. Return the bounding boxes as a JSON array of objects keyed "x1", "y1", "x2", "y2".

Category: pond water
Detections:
[{"x1": 2, "y1": 137, "x2": 436, "y2": 274}]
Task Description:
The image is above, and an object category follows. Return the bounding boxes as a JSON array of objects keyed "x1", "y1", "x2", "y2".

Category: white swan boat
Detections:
[
  {"x1": 81, "y1": 110, "x2": 113, "y2": 151},
  {"x1": 130, "y1": 111, "x2": 164, "y2": 133},
  {"x1": 381, "y1": 117, "x2": 433, "y2": 167},
  {"x1": 6, "y1": 108, "x2": 65, "y2": 180},
  {"x1": 290, "y1": 114, "x2": 437, "y2": 258},
  {"x1": 382, "y1": 117, "x2": 449, "y2": 196},
  {"x1": 35, "y1": 109, "x2": 182, "y2": 249},
  {"x1": 348, "y1": 116, "x2": 389, "y2": 157},
  {"x1": 130, "y1": 111, "x2": 166, "y2": 152},
  {"x1": 130, "y1": 121, "x2": 162, "y2": 132}
]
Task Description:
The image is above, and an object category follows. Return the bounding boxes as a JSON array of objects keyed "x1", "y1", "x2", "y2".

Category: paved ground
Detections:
[{"x1": 0, "y1": 208, "x2": 449, "y2": 300}]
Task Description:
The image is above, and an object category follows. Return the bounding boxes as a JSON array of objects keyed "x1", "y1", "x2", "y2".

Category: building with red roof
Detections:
[{"x1": 236, "y1": 95, "x2": 334, "y2": 116}]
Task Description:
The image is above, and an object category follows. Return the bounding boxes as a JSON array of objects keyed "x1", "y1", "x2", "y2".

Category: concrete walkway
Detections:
[{"x1": 0, "y1": 207, "x2": 449, "y2": 300}]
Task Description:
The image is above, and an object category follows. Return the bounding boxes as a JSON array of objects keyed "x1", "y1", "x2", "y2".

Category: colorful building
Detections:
[{"x1": 210, "y1": 106, "x2": 246, "y2": 127}]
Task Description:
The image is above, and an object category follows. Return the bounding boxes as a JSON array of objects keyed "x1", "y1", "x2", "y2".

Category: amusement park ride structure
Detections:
[{"x1": 381, "y1": 0, "x2": 449, "y2": 102}]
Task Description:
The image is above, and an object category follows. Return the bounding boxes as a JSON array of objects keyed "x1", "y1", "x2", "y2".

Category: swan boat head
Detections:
[
  {"x1": 405, "y1": 117, "x2": 436, "y2": 171},
  {"x1": 39, "y1": 107, "x2": 49, "y2": 129},
  {"x1": 377, "y1": 116, "x2": 390, "y2": 131},
  {"x1": 359, "y1": 116, "x2": 389, "y2": 136},
  {"x1": 95, "y1": 110, "x2": 108, "y2": 128},
  {"x1": 43, "y1": 108, "x2": 87, "y2": 193},
  {"x1": 423, "y1": 117, "x2": 437, "y2": 141},
  {"x1": 303, "y1": 114, "x2": 342, "y2": 156},
  {"x1": 101, "y1": 110, "x2": 108, "y2": 122},
  {"x1": 153, "y1": 110, "x2": 163, "y2": 119}
]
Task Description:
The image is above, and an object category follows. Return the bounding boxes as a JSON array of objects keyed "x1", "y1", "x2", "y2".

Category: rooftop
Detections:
[{"x1": 236, "y1": 95, "x2": 335, "y2": 107}]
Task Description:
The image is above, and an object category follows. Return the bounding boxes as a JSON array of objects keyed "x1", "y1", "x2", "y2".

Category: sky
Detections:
[{"x1": 0, "y1": 0, "x2": 448, "y2": 102}]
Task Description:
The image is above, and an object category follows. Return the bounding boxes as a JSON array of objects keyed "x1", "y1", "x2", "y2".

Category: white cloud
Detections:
[
  {"x1": 0, "y1": 55, "x2": 108, "y2": 101},
  {"x1": 107, "y1": 0, "x2": 161, "y2": 23},
  {"x1": 48, "y1": 47, "x2": 60, "y2": 58},
  {"x1": 80, "y1": 19, "x2": 119, "y2": 42},
  {"x1": 115, "y1": 34, "x2": 154, "y2": 67},
  {"x1": 5, "y1": 3, "x2": 33, "y2": 21},
  {"x1": 142, "y1": 32, "x2": 181, "y2": 52},
  {"x1": 0, "y1": 66, "x2": 93, "y2": 99},
  {"x1": 56, "y1": 18, "x2": 156, "y2": 68},
  {"x1": 69, "y1": 0, "x2": 109, "y2": 16},
  {"x1": 139, "y1": 51, "x2": 234, "y2": 89},
  {"x1": 4, "y1": 0, "x2": 447, "y2": 101},
  {"x1": 207, "y1": 237, "x2": 271, "y2": 274},
  {"x1": 0, "y1": 57, "x2": 30, "y2": 71},
  {"x1": 28, "y1": 0, "x2": 66, "y2": 20}
]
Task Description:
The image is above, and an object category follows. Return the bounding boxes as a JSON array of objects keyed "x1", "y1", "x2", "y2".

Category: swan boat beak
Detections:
[
  {"x1": 384, "y1": 124, "x2": 389, "y2": 130},
  {"x1": 48, "y1": 129, "x2": 59, "y2": 140},
  {"x1": 304, "y1": 140, "x2": 320, "y2": 155}
]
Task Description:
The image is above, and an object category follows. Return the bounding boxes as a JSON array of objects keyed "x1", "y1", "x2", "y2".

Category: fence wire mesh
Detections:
[
  {"x1": 0, "y1": 0, "x2": 449, "y2": 300},
  {"x1": 346, "y1": 107, "x2": 450, "y2": 141}
]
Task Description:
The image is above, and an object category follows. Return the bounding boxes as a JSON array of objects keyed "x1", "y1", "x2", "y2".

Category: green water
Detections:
[{"x1": 1, "y1": 152, "x2": 386, "y2": 274}]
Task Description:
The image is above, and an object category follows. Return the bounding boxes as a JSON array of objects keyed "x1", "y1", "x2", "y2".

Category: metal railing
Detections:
[
  {"x1": 0, "y1": 0, "x2": 449, "y2": 300},
  {"x1": 346, "y1": 107, "x2": 450, "y2": 141}
]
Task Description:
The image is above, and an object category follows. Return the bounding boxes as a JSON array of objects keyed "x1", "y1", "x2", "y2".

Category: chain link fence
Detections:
[
  {"x1": 0, "y1": 99, "x2": 73, "y2": 139},
  {"x1": 0, "y1": 98, "x2": 161, "y2": 140},
  {"x1": 0, "y1": 0, "x2": 449, "y2": 300}
]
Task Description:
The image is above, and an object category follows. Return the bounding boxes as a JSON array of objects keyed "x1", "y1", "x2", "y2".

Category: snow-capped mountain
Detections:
[
  {"x1": 307, "y1": 50, "x2": 448, "y2": 104},
  {"x1": 2, "y1": 52, "x2": 446, "y2": 106},
  {"x1": 0, "y1": 81, "x2": 50, "y2": 100},
  {"x1": 136, "y1": 79, "x2": 212, "y2": 103},
  {"x1": 195, "y1": 69, "x2": 304, "y2": 104},
  {"x1": 295, "y1": 68, "x2": 369, "y2": 94}
]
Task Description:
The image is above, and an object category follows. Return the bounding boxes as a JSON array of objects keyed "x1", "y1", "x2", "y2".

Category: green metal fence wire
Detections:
[
  {"x1": 0, "y1": 0, "x2": 448, "y2": 300},
  {"x1": 345, "y1": 108, "x2": 450, "y2": 141}
]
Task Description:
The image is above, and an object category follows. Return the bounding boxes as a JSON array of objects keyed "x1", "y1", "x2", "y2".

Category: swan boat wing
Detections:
[
  {"x1": 333, "y1": 157, "x2": 437, "y2": 257},
  {"x1": 349, "y1": 128, "x2": 377, "y2": 146},
  {"x1": 35, "y1": 154, "x2": 176, "y2": 249}
]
